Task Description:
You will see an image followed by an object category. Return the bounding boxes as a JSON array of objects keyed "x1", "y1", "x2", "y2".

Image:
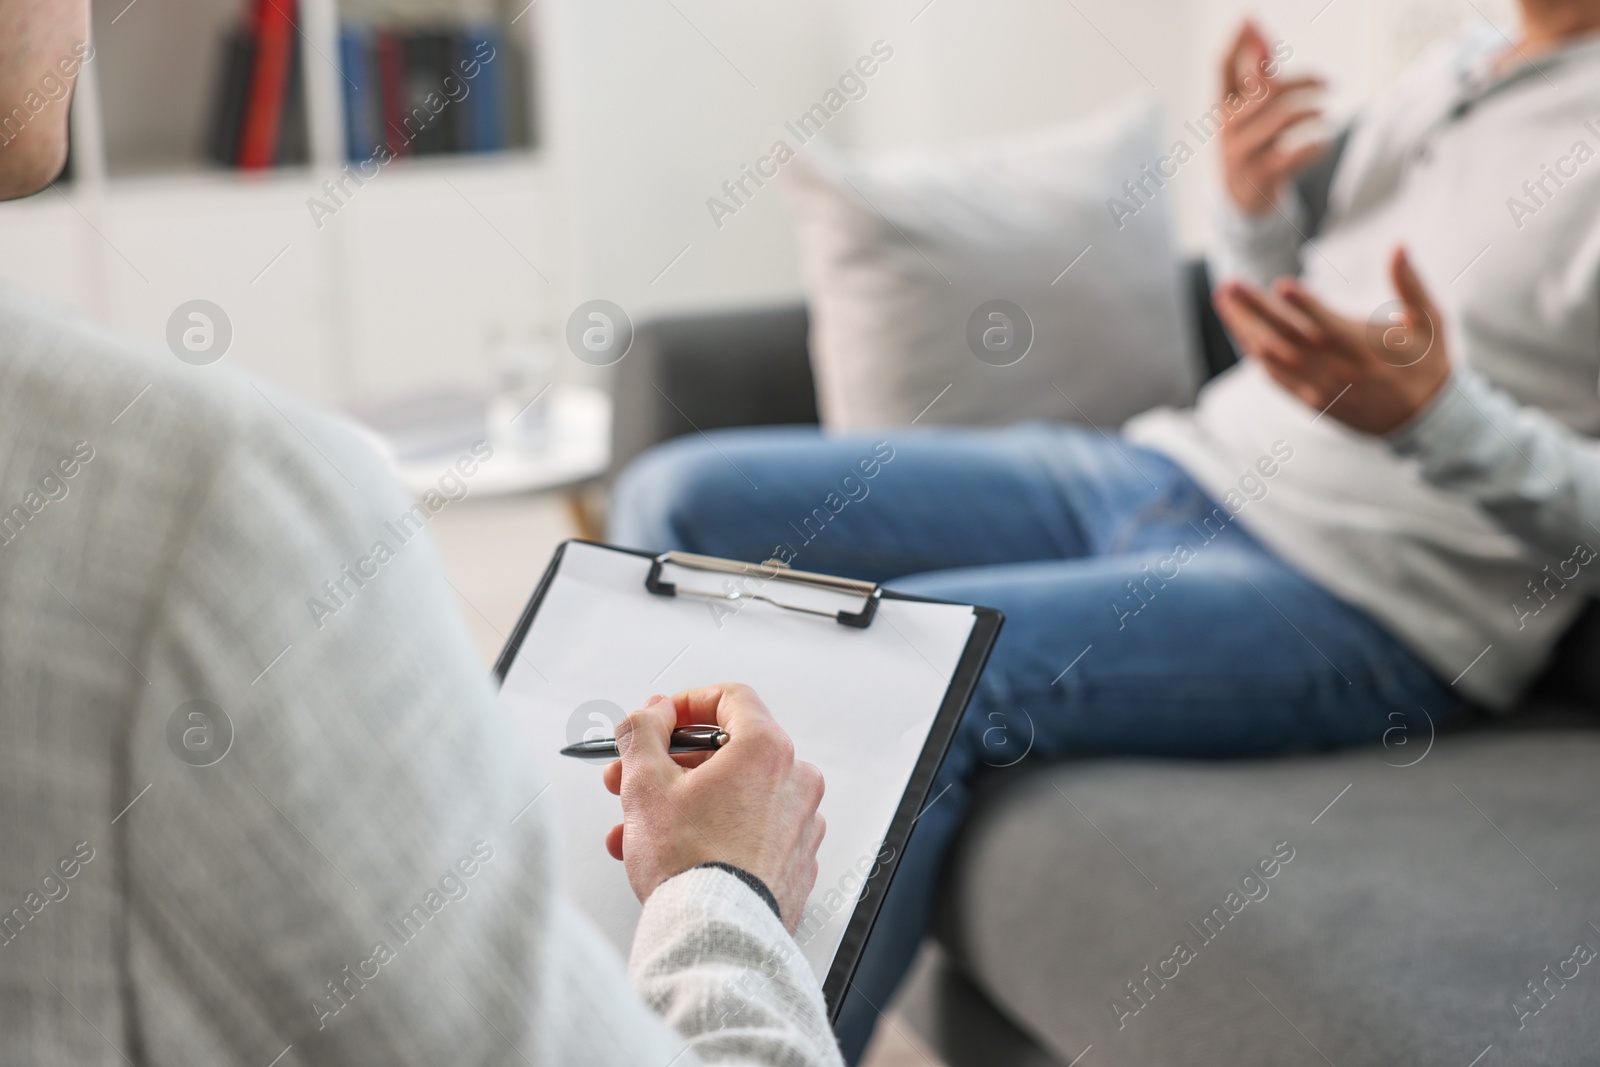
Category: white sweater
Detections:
[
  {"x1": 1127, "y1": 27, "x2": 1600, "y2": 708},
  {"x1": 0, "y1": 286, "x2": 843, "y2": 1066}
]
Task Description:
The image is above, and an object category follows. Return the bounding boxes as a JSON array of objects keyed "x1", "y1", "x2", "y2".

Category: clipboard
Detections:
[{"x1": 493, "y1": 540, "x2": 1003, "y2": 1022}]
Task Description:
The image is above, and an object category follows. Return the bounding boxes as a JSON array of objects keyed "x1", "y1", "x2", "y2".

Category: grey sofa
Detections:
[{"x1": 607, "y1": 271, "x2": 1600, "y2": 1065}]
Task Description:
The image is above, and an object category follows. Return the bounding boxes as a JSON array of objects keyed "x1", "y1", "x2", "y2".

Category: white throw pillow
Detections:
[{"x1": 783, "y1": 97, "x2": 1198, "y2": 431}]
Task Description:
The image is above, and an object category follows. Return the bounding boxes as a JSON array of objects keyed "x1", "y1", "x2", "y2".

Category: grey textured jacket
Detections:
[{"x1": 0, "y1": 286, "x2": 843, "y2": 1067}]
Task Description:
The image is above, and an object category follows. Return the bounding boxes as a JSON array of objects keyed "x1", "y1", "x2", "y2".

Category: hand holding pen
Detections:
[
  {"x1": 562, "y1": 723, "x2": 729, "y2": 761},
  {"x1": 592, "y1": 686, "x2": 826, "y2": 934}
]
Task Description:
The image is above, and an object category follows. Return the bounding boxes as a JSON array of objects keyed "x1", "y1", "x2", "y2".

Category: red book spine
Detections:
[
  {"x1": 376, "y1": 32, "x2": 411, "y2": 158},
  {"x1": 236, "y1": 0, "x2": 297, "y2": 169}
]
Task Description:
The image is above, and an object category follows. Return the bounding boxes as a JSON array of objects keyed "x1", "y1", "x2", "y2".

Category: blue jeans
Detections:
[{"x1": 610, "y1": 424, "x2": 1466, "y2": 1063}]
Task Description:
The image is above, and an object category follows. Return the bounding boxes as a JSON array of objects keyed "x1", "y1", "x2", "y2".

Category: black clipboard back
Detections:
[{"x1": 492, "y1": 540, "x2": 1004, "y2": 1024}]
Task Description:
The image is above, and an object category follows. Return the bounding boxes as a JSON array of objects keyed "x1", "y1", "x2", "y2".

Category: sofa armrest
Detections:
[
  {"x1": 609, "y1": 304, "x2": 816, "y2": 479},
  {"x1": 1185, "y1": 257, "x2": 1238, "y2": 382},
  {"x1": 894, "y1": 944, "x2": 1064, "y2": 1067}
]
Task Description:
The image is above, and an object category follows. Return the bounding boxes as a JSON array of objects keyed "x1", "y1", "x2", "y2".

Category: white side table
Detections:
[{"x1": 368, "y1": 383, "x2": 612, "y2": 538}]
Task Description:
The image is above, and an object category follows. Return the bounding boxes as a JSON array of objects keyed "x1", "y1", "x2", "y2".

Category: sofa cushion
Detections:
[
  {"x1": 782, "y1": 96, "x2": 1199, "y2": 432},
  {"x1": 937, "y1": 727, "x2": 1600, "y2": 1066}
]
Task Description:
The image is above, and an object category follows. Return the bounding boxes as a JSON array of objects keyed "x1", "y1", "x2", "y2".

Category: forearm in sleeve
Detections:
[
  {"x1": 1390, "y1": 366, "x2": 1600, "y2": 557},
  {"x1": 630, "y1": 867, "x2": 845, "y2": 1067},
  {"x1": 1207, "y1": 184, "x2": 1309, "y2": 288}
]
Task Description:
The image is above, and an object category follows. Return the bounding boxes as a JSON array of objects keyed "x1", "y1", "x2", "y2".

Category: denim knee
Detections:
[{"x1": 609, "y1": 436, "x2": 741, "y2": 552}]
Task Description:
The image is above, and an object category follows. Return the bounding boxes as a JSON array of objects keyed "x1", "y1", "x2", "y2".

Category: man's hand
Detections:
[
  {"x1": 602, "y1": 684, "x2": 825, "y2": 933},
  {"x1": 1213, "y1": 246, "x2": 1453, "y2": 435},
  {"x1": 1218, "y1": 19, "x2": 1327, "y2": 216}
]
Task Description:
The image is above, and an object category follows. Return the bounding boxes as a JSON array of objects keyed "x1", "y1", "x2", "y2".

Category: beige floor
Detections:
[{"x1": 429, "y1": 491, "x2": 947, "y2": 1067}]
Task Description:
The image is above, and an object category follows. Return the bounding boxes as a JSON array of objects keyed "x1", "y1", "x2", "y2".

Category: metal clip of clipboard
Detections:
[{"x1": 644, "y1": 551, "x2": 882, "y2": 628}]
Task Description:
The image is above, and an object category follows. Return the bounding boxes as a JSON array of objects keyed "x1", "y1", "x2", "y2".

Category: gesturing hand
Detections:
[
  {"x1": 1213, "y1": 246, "x2": 1453, "y2": 436},
  {"x1": 603, "y1": 684, "x2": 825, "y2": 933},
  {"x1": 1218, "y1": 19, "x2": 1328, "y2": 216}
]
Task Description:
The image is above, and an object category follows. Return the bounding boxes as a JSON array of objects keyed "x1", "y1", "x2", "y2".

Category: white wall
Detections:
[
  {"x1": 0, "y1": 0, "x2": 1524, "y2": 407},
  {"x1": 538, "y1": 0, "x2": 841, "y2": 319},
  {"x1": 544, "y1": 0, "x2": 1520, "y2": 318}
]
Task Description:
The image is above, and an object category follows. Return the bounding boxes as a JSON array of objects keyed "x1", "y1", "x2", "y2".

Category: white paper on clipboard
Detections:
[{"x1": 496, "y1": 541, "x2": 980, "y2": 983}]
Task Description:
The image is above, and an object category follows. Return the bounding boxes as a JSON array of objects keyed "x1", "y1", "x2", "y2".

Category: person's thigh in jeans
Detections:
[
  {"x1": 833, "y1": 534, "x2": 1470, "y2": 1062},
  {"x1": 612, "y1": 423, "x2": 1468, "y2": 1060},
  {"x1": 608, "y1": 424, "x2": 1187, "y2": 579}
]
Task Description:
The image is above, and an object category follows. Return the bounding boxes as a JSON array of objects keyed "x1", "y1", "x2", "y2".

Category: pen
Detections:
[{"x1": 560, "y1": 724, "x2": 729, "y2": 761}]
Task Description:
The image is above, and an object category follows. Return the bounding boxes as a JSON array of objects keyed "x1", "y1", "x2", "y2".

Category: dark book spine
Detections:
[
  {"x1": 207, "y1": 29, "x2": 256, "y2": 166},
  {"x1": 428, "y1": 31, "x2": 456, "y2": 154},
  {"x1": 400, "y1": 30, "x2": 453, "y2": 156},
  {"x1": 278, "y1": 31, "x2": 308, "y2": 165},
  {"x1": 445, "y1": 30, "x2": 467, "y2": 153}
]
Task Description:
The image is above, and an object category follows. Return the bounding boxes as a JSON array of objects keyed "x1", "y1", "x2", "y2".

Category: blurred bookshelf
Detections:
[
  {"x1": 89, "y1": 0, "x2": 537, "y2": 179},
  {"x1": 0, "y1": 0, "x2": 563, "y2": 412}
]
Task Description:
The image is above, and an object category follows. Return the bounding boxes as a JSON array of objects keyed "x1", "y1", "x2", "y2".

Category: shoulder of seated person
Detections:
[{"x1": 0, "y1": 284, "x2": 386, "y2": 498}]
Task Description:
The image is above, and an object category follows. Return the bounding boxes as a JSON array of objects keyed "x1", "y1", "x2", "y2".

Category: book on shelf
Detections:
[
  {"x1": 339, "y1": 26, "x2": 380, "y2": 162},
  {"x1": 208, "y1": 0, "x2": 530, "y2": 170},
  {"x1": 345, "y1": 21, "x2": 522, "y2": 160},
  {"x1": 402, "y1": 32, "x2": 453, "y2": 155},
  {"x1": 235, "y1": 0, "x2": 298, "y2": 168},
  {"x1": 207, "y1": 0, "x2": 308, "y2": 169},
  {"x1": 456, "y1": 27, "x2": 507, "y2": 153},
  {"x1": 206, "y1": 29, "x2": 254, "y2": 165},
  {"x1": 374, "y1": 30, "x2": 411, "y2": 158}
]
